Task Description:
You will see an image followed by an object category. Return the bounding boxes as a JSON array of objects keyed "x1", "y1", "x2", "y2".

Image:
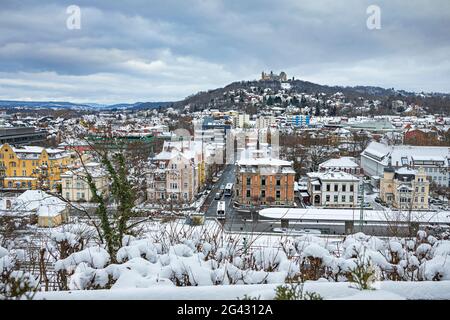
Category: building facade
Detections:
[
  {"x1": 380, "y1": 167, "x2": 430, "y2": 210},
  {"x1": 307, "y1": 171, "x2": 359, "y2": 208},
  {"x1": 234, "y1": 157, "x2": 296, "y2": 208},
  {"x1": 361, "y1": 141, "x2": 450, "y2": 187},
  {"x1": 146, "y1": 141, "x2": 201, "y2": 207},
  {"x1": 0, "y1": 143, "x2": 72, "y2": 191},
  {"x1": 61, "y1": 162, "x2": 109, "y2": 202}
]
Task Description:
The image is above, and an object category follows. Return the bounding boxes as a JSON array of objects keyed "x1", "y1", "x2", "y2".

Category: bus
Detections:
[
  {"x1": 224, "y1": 183, "x2": 233, "y2": 196},
  {"x1": 217, "y1": 201, "x2": 226, "y2": 219}
]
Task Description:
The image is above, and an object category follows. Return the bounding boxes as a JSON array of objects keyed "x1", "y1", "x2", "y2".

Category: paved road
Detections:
[{"x1": 204, "y1": 164, "x2": 235, "y2": 217}]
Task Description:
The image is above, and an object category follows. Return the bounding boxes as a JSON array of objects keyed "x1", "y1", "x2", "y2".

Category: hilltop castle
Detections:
[{"x1": 261, "y1": 71, "x2": 287, "y2": 81}]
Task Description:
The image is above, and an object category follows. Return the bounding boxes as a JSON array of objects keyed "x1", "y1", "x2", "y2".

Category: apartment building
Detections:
[
  {"x1": 146, "y1": 140, "x2": 201, "y2": 206},
  {"x1": 0, "y1": 143, "x2": 73, "y2": 191},
  {"x1": 61, "y1": 162, "x2": 109, "y2": 202},
  {"x1": 256, "y1": 115, "x2": 276, "y2": 129},
  {"x1": 380, "y1": 167, "x2": 430, "y2": 210},
  {"x1": 307, "y1": 170, "x2": 359, "y2": 208},
  {"x1": 235, "y1": 114, "x2": 251, "y2": 128},
  {"x1": 361, "y1": 141, "x2": 450, "y2": 187},
  {"x1": 234, "y1": 155, "x2": 296, "y2": 208}
]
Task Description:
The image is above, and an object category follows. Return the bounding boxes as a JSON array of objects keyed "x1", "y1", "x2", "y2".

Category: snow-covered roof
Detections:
[
  {"x1": 307, "y1": 170, "x2": 359, "y2": 181},
  {"x1": 362, "y1": 141, "x2": 450, "y2": 166},
  {"x1": 396, "y1": 167, "x2": 417, "y2": 175},
  {"x1": 319, "y1": 157, "x2": 359, "y2": 169},
  {"x1": 236, "y1": 158, "x2": 292, "y2": 167},
  {"x1": 62, "y1": 162, "x2": 107, "y2": 178},
  {"x1": 13, "y1": 190, "x2": 67, "y2": 217},
  {"x1": 259, "y1": 208, "x2": 450, "y2": 224}
]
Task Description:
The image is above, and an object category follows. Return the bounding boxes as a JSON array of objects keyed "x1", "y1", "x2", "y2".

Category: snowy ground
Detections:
[{"x1": 35, "y1": 281, "x2": 450, "y2": 300}]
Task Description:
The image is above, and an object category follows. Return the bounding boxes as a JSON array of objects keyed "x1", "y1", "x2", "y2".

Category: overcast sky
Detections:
[{"x1": 0, "y1": 0, "x2": 449, "y2": 104}]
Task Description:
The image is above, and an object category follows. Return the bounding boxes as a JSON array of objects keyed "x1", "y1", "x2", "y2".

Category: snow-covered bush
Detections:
[
  {"x1": 48, "y1": 223, "x2": 450, "y2": 292},
  {"x1": 1, "y1": 246, "x2": 39, "y2": 299}
]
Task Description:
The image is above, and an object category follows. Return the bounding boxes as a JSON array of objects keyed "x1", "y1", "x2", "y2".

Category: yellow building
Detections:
[
  {"x1": 0, "y1": 143, "x2": 73, "y2": 191},
  {"x1": 380, "y1": 167, "x2": 430, "y2": 210}
]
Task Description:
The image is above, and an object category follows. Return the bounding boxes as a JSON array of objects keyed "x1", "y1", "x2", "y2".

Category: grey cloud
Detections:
[{"x1": 0, "y1": 0, "x2": 449, "y2": 103}]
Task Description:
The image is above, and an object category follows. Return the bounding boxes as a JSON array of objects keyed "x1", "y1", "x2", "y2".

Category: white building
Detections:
[
  {"x1": 361, "y1": 141, "x2": 450, "y2": 187},
  {"x1": 235, "y1": 114, "x2": 250, "y2": 128},
  {"x1": 307, "y1": 170, "x2": 359, "y2": 208},
  {"x1": 256, "y1": 116, "x2": 276, "y2": 129},
  {"x1": 146, "y1": 140, "x2": 202, "y2": 206},
  {"x1": 61, "y1": 162, "x2": 109, "y2": 202}
]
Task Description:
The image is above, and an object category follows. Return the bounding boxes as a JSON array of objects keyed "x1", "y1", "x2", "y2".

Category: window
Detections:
[
  {"x1": 326, "y1": 195, "x2": 330, "y2": 202},
  {"x1": 22, "y1": 170, "x2": 26, "y2": 176},
  {"x1": 13, "y1": 170, "x2": 16, "y2": 176},
  {"x1": 349, "y1": 195, "x2": 354, "y2": 203},
  {"x1": 81, "y1": 193, "x2": 85, "y2": 199},
  {"x1": 350, "y1": 185, "x2": 354, "y2": 192},
  {"x1": 261, "y1": 190, "x2": 266, "y2": 198},
  {"x1": 184, "y1": 182, "x2": 188, "y2": 188},
  {"x1": 261, "y1": 177, "x2": 266, "y2": 186},
  {"x1": 184, "y1": 193, "x2": 188, "y2": 199},
  {"x1": 22, "y1": 162, "x2": 25, "y2": 168},
  {"x1": 326, "y1": 184, "x2": 331, "y2": 192},
  {"x1": 276, "y1": 190, "x2": 281, "y2": 199},
  {"x1": 334, "y1": 184, "x2": 338, "y2": 192},
  {"x1": 342, "y1": 184, "x2": 346, "y2": 192},
  {"x1": 246, "y1": 177, "x2": 251, "y2": 185},
  {"x1": 77, "y1": 192, "x2": 80, "y2": 200},
  {"x1": 276, "y1": 178, "x2": 281, "y2": 186},
  {"x1": 422, "y1": 187, "x2": 425, "y2": 192},
  {"x1": 334, "y1": 195, "x2": 338, "y2": 203},
  {"x1": 66, "y1": 192, "x2": 70, "y2": 199},
  {"x1": 171, "y1": 163, "x2": 177, "y2": 169},
  {"x1": 246, "y1": 190, "x2": 251, "y2": 198},
  {"x1": 314, "y1": 185, "x2": 320, "y2": 191},
  {"x1": 342, "y1": 195, "x2": 346, "y2": 202}
]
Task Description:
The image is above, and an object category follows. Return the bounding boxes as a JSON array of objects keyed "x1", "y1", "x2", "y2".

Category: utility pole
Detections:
[{"x1": 359, "y1": 180, "x2": 364, "y2": 232}]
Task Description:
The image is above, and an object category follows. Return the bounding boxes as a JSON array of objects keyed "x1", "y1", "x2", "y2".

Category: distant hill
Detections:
[
  {"x1": 174, "y1": 78, "x2": 450, "y2": 115},
  {"x1": 0, "y1": 100, "x2": 173, "y2": 111}
]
